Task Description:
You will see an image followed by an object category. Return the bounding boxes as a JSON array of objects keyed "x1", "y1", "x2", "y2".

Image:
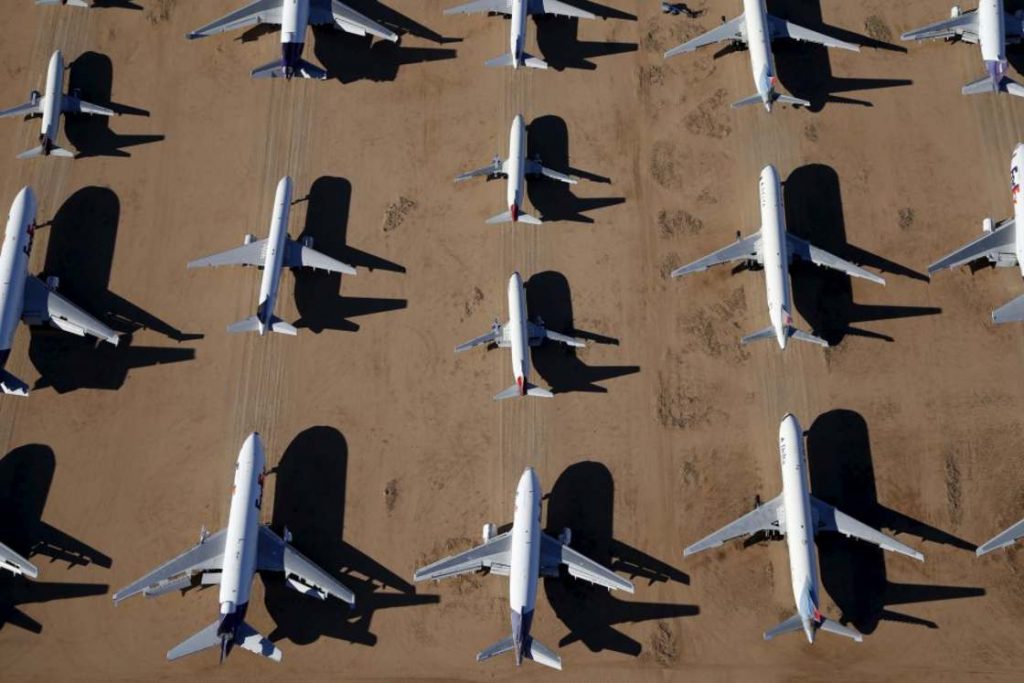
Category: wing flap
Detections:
[
  {"x1": 22, "y1": 276, "x2": 119, "y2": 345},
  {"x1": 113, "y1": 529, "x2": 227, "y2": 604},
  {"x1": 811, "y1": 497, "x2": 924, "y2": 561},
  {"x1": 256, "y1": 526, "x2": 355, "y2": 604},
  {"x1": 540, "y1": 533, "x2": 633, "y2": 592},
  {"x1": 283, "y1": 240, "x2": 356, "y2": 274},
  {"x1": 768, "y1": 15, "x2": 859, "y2": 51},
  {"x1": 62, "y1": 95, "x2": 115, "y2": 117},
  {"x1": 928, "y1": 220, "x2": 1015, "y2": 273},
  {"x1": 665, "y1": 15, "x2": 746, "y2": 58},
  {"x1": 671, "y1": 232, "x2": 761, "y2": 277},
  {"x1": 684, "y1": 495, "x2": 783, "y2": 556},
  {"x1": 901, "y1": 11, "x2": 979, "y2": 41},
  {"x1": 187, "y1": 0, "x2": 282, "y2": 38},
  {"x1": 414, "y1": 532, "x2": 512, "y2": 581},
  {"x1": 788, "y1": 235, "x2": 885, "y2": 285},
  {"x1": 310, "y1": 1, "x2": 398, "y2": 42}
]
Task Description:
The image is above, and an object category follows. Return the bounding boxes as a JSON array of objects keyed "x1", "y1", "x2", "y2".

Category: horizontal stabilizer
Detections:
[
  {"x1": 732, "y1": 93, "x2": 764, "y2": 108},
  {"x1": 1005, "y1": 79, "x2": 1024, "y2": 98},
  {"x1": 270, "y1": 317, "x2": 298, "y2": 336},
  {"x1": 36, "y1": 0, "x2": 91, "y2": 5},
  {"x1": 740, "y1": 326, "x2": 776, "y2": 345},
  {"x1": 485, "y1": 53, "x2": 516, "y2": 68},
  {"x1": 166, "y1": 621, "x2": 222, "y2": 661},
  {"x1": 525, "y1": 637, "x2": 562, "y2": 670},
  {"x1": 526, "y1": 383, "x2": 553, "y2": 398},
  {"x1": 493, "y1": 382, "x2": 553, "y2": 400},
  {"x1": 523, "y1": 53, "x2": 548, "y2": 69},
  {"x1": 17, "y1": 144, "x2": 73, "y2": 160},
  {"x1": 227, "y1": 316, "x2": 263, "y2": 335},
  {"x1": 819, "y1": 617, "x2": 863, "y2": 642},
  {"x1": 235, "y1": 621, "x2": 283, "y2": 661},
  {"x1": 0, "y1": 370, "x2": 29, "y2": 397},
  {"x1": 763, "y1": 614, "x2": 803, "y2": 641},
  {"x1": 962, "y1": 75, "x2": 997, "y2": 95},
  {"x1": 251, "y1": 59, "x2": 328, "y2": 80},
  {"x1": 775, "y1": 94, "x2": 811, "y2": 107},
  {"x1": 789, "y1": 328, "x2": 829, "y2": 347},
  {"x1": 486, "y1": 210, "x2": 542, "y2": 225},
  {"x1": 476, "y1": 636, "x2": 515, "y2": 662}
]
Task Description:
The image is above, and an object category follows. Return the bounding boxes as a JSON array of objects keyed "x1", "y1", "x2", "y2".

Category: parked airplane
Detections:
[
  {"x1": 0, "y1": 49, "x2": 114, "y2": 159},
  {"x1": 188, "y1": 0, "x2": 398, "y2": 79},
  {"x1": 113, "y1": 433, "x2": 355, "y2": 663},
  {"x1": 445, "y1": 0, "x2": 595, "y2": 69},
  {"x1": 902, "y1": 1, "x2": 1024, "y2": 97},
  {"x1": 0, "y1": 540, "x2": 37, "y2": 579},
  {"x1": 664, "y1": 0, "x2": 859, "y2": 110},
  {"x1": 457, "y1": 272, "x2": 583, "y2": 399},
  {"x1": 35, "y1": 0, "x2": 92, "y2": 5},
  {"x1": 977, "y1": 515, "x2": 1024, "y2": 555},
  {"x1": 188, "y1": 176, "x2": 356, "y2": 336},
  {"x1": 0, "y1": 187, "x2": 119, "y2": 396},
  {"x1": 415, "y1": 466, "x2": 633, "y2": 670},
  {"x1": 671, "y1": 165, "x2": 885, "y2": 349},
  {"x1": 685, "y1": 414, "x2": 924, "y2": 643},
  {"x1": 457, "y1": 114, "x2": 577, "y2": 224},
  {"x1": 929, "y1": 144, "x2": 1024, "y2": 322}
]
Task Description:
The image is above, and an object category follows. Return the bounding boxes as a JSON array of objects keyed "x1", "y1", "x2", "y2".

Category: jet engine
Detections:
[{"x1": 482, "y1": 523, "x2": 497, "y2": 543}]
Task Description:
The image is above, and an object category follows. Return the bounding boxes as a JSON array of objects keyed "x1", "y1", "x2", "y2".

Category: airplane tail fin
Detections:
[
  {"x1": 0, "y1": 370, "x2": 29, "y2": 397},
  {"x1": 476, "y1": 636, "x2": 561, "y2": 670},
  {"x1": 167, "y1": 620, "x2": 283, "y2": 662},
  {"x1": 493, "y1": 382, "x2": 553, "y2": 400},
  {"x1": 486, "y1": 210, "x2": 543, "y2": 225},
  {"x1": 251, "y1": 59, "x2": 328, "y2": 80},
  {"x1": 17, "y1": 144, "x2": 73, "y2": 160},
  {"x1": 962, "y1": 74, "x2": 999, "y2": 95}
]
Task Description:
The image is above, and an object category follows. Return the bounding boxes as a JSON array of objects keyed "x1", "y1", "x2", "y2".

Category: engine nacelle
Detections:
[
  {"x1": 29, "y1": 90, "x2": 40, "y2": 106},
  {"x1": 559, "y1": 527, "x2": 572, "y2": 546},
  {"x1": 983, "y1": 217, "x2": 994, "y2": 233},
  {"x1": 302, "y1": 235, "x2": 314, "y2": 248},
  {"x1": 482, "y1": 523, "x2": 496, "y2": 543},
  {"x1": 243, "y1": 233, "x2": 256, "y2": 245},
  {"x1": 45, "y1": 276, "x2": 60, "y2": 291},
  {"x1": 951, "y1": 5, "x2": 962, "y2": 18},
  {"x1": 287, "y1": 576, "x2": 327, "y2": 600}
]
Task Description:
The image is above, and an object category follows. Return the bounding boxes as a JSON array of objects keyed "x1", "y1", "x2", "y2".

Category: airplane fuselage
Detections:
[
  {"x1": 507, "y1": 115, "x2": 527, "y2": 221},
  {"x1": 510, "y1": 0, "x2": 528, "y2": 68},
  {"x1": 778, "y1": 413, "x2": 822, "y2": 644},
  {"x1": 507, "y1": 271, "x2": 531, "y2": 395},
  {"x1": 1010, "y1": 143, "x2": 1024, "y2": 273},
  {"x1": 744, "y1": 0, "x2": 778, "y2": 108},
  {"x1": 758, "y1": 165, "x2": 793, "y2": 349},
  {"x1": 40, "y1": 50, "x2": 65, "y2": 151},
  {"x1": 979, "y1": 0, "x2": 1009, "y2": 83},
  {"x1": 508, "y1": 467, "x2": 542, "y2": 664},
  {"x1": 0, "y1": 188, "x2": 35, "y2": 363},
  {"x1": 256, "y1": 177, "x2": 292, "y2": 335},
  {"x1": 280, "y1": 0, "x2": 311, "y2": 77}
]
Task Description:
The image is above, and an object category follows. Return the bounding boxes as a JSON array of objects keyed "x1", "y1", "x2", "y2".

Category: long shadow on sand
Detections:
[
  {"x1": 807, "y1": 410, "x2": 984, "y2": 634},
  {"x1": 534, "y1": 11, "x2": 638, "y2": 71},
  {"x1": 313, "y1": 28, "x2": 458, "y2": 84},
  {"x1": 0, "y1": 445, "x2": 110, "y2": 633},
  {"x1": 65, "y1": 52, "x2": 163, "y2": 158},
  {"x1": 526, "y1": 115, "x2": 624, "y2": 223},
  {"x1": 292, "y1": 177, "x2": 406, "y2": 333},
  {"x1": 525, "y1": 271, "x2": 639, "y2": 394},
  {"x1": 262, "y1": 427, "x2": 437, "y2": 647},
  {"x1": 543, "y1": 462, "x2": 697, "y2": 656},
  {"x1": 783, "y1": 164, "x2": 940, "y2": 345},
  {"x1": 29, "y1": 187, "x2": 199, "y2": 393}
]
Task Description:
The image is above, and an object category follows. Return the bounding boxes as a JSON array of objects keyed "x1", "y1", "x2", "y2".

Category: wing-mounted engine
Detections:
[
  {"x1": 29, "y1": 90, "x2": 40, "y2": 107},
  {"x1": 558, "y1": 527, "x2": 571, "y2": 546},
  {"x1": 482, "y1": 523, "x2": 497, "y2": 542}
]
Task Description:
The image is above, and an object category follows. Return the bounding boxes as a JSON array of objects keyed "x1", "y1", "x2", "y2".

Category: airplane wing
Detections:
[
  {"x1": 0, "y1": 98, "x2": 43, "y2": 119},
  {"x1": 811, "y1": 497, "x2": 924, "y2": 561},
  {"x1": 256, "y1": 526, "x2": 355, "y2": 604},
  {"x1": 525, "y1": 160, "x2": 578, "y2": 184},
  {"x1": 671, "y1": 232, "x2": 761, "y2": 278},
  {"x1": 540, "y1": 533, "x2": 633, "y2": 592},
  {"x1": 976, "y1": 517, "x2": 1024, "y2": 556},
  {"x1": 444, "y1": 0, "x2": 513, "y2": 16},
  {"x1": 683, "y1": 495, "x2": 783, "y2": 556},
  {"x1": 308, "y1": 1, "x2": 399, "y2": 42},
  {"x1": 187, "y1": 239, "x2": 267, "y2": 269},
  {"x1": 928, "y1": 220, "x2": 1015, "y2": 273},
  {"x1": 22, "y1": 276, "x2": 119, "y2": 345},
  {"x1": 283, "y1": 240, "x2": 356, "y2": 275},
  {"x1": 112, "y1": 529, "x2": 227, "y2": 604},
  {"x1": 61, "y1": 96, "x2": 115, "y2": 117},
  {"x1": 767, "y1": 15, "x2": 859, "y2": 51},
  {"x1": 0, "y1": 540, "x2": 38, "y2": 579},
  {"x1": 529, "y1": 0, "x2": 596, "y2": 20},
  {"x1": 787, "y1": 235, "x2": 885, "y2": 285},
  {"x1": 413, "y1": 532, "x2": 513, "y2": 581},
  {"x1": 900, "y1": 10, "x2": 979, "y2": 42},
  {"x1": 187, "y1": 0, "x2": 283, "y2": 39},
  {"x1": 456, "y1": 322, "x2": 506, "y2": 352},
  {"x1": 456, "y1": 157, "x2": 504, "y2": 182},
  {"x1": 526, "y1": 321, "x2": 585, "y2": 347},
  {"x1": 665, "y1": 15, "x2": 746, "y2": 58}
]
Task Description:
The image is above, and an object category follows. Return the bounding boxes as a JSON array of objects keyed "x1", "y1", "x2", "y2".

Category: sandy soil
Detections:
[{"x1": 0, "y1": 0, "x2": 1023, "y2": 680}]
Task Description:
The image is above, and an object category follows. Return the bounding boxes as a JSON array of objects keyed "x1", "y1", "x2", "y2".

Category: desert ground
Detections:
[{"x1": 0, "y1": 0, "x2": 1023, "y2": 680}]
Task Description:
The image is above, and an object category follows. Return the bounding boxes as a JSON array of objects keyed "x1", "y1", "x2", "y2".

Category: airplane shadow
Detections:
[
  {"x1": 767, "y1": 1, "x2": 911, "y2": 111},
  {"x1": 65, "y1": 52, "x2": 163, "y2": 158},
  {"x1": 292, "y1": 176, "x2": 406, "y2": 333},
  {"x1": 87, "y1": 1, "x2": 143, "y2": 8},
  {"x1": 262, "y1": 426, "x2": 437, "y2": 647},
  {"x1": 535, "y1": 14, "x2": 638, "y2": 71},
  {"x1": 784, "y1": 164, "x2": 940, "y2": 345},
  {"x1": 807, "y1": 410, "x2": 984, "y2": 634},
  {"x1": 0, "y1": 445, "x2": 110, "y2": 633},
  {"x1": 30, "y1": 187, "x2": 199, "y2": 393},
  {"x1": 526, "y1": 115, "x2": 624, "y2": 224},
  {"x1": 338, "y1": 0, "x2": 463, "y2": 44},
  {"x1": 312, "y1": 28, "x2": 458, "y2": 84},
  {"x1": 526, "y1": 271, "x2": 639, "y2": 394},
  {"x1": 543, "y1": 461, "x2": 697, "y2": 656}
]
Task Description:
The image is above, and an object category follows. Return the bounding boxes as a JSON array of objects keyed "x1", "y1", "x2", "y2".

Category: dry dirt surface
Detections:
[{"x1": 0, "y1": 1, "x2": 1023, "y2": 680}]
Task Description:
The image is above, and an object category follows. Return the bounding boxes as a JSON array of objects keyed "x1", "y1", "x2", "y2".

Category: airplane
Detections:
[
  {"x1": 414, "y1": 466, "x2": 634, "y2": 670},
  {"x1": 444, "y1": 0, "x2": 595, "y2": 70},
  {"x1": 0, "y1": 540, "x2": 38, "y2": 579},
  {"x1": 977, "y1": 514, "x2": 1024, "y2": 555},
  {"x1": 187, "y1": 0, "x2": 399, "y2": 80},
  {"x1": 112, "y1": 433, "x2": 356, "y2": 663},
  {"x1": 902, "y1": 1, "x2": 1024, "y2": 97},
  {"x1": 684, "y1": 414, "x2": 925, "y2": 643},
  {"x1": 928, "y1": 147, "x2": 1024, "y2": 323},
  {"x1": 0, "y1": 187, "x2": 119, "y2": 396},
  {"x1": 35, "y1": 0, "x2": 92, "y2": 5},
  {"x1": 0, "y1": 49, "x2": 115, "y2": 159},
  {"x1": 671, "y1": 164, "x2": 885, "y2": 349},
  {"x1": 663, "y1": 0, "x2": 859, "y2": 111},
  {"x1": 457, "y1": 271, "x2": 584, "y2": 399},
  {"x1": 456, "y1": 114, "x2": 577, "y2": 225},
  {"x1": 187, "y1": 176, "x2": 356, "y2": 336}
]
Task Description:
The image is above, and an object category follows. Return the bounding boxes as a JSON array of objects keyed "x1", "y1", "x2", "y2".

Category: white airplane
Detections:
[
  {"x1": 457, "y1": 271, "x2": 584, "y2": 399},
  {"x1": 456, "y1": 114, "x2": 577, "y2": 225},
  {"x1": 0, "y1": 540, "x2": 38, "y2": 579},
  {"x1": 415, "y1": 466, "x2": 634, "y2": 670},
  {"x1": 671, "y1": 165, "x2": 885, "y2": 349},
  {"x1": 444, "y1": 0, "x2": 595, "y2": 69},
  {"x1": 0, "y1": 49, "x2": 114, "y2": 159},
  {"x1": 113, "y1": 433, "x2": 355, "y2": 663},
  {"x1": 929, "y1": 146, "x2": 1024, "y2": 323},
  {"x1": 35, "y1": 0, "x2": 92, "y2": 5},
  {"x1": 684, "y1": 414, "x2": 924, "y2": 643},
  {"x1": 977, "y1": 515, "x2": 1024, "y2": 555},
  {"x1": 188, "y1": 176, "x2": 356, "y2": 336},
  {"x1": 188, "y1": 0, "x2": 399, "y2": 80},
  {"x1": 902, "y1": 1, "x2": 1024, "y2": 97},
  {"x1": 664, "y1": 0, "x2": 859, "y2": 111},
  {"x1": 0, "y1": 187, "x2": 119, "y2": 396}
]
